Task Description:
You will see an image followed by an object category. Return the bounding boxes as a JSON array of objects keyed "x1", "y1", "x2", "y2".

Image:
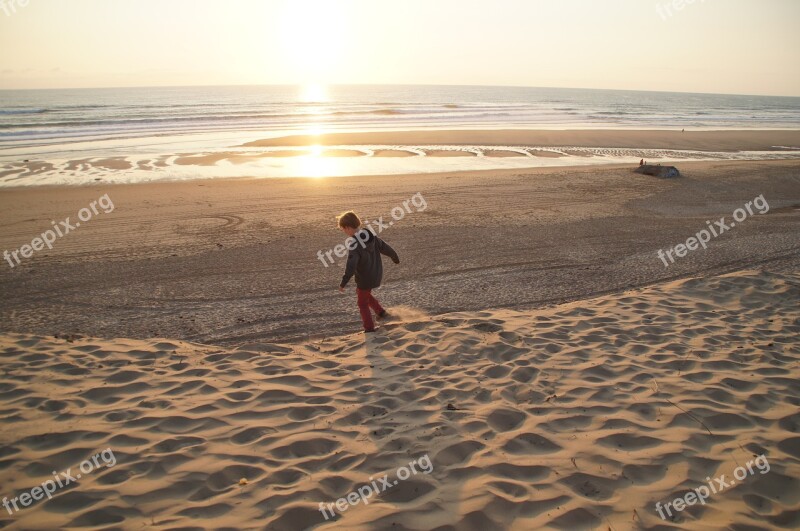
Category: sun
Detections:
[
  {"x1": 300, "y1": 83, "x2": 328, "y2": 103},
  {"x1": 279, "y1": 1, "x2": 347, "y2": 83}
]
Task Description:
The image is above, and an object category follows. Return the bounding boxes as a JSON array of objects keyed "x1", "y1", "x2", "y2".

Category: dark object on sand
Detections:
[{"x1": 635, "y1": 164, "x2": 680, "y2": 178}]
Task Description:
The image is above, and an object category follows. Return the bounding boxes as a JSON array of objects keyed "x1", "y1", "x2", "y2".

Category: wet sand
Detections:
[{"x1": 243, "y1": 129, "x2": 800, "y2": 152}]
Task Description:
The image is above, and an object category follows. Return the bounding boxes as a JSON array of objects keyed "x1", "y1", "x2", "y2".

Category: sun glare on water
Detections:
[
  {"x1": 299, "y1": 144, "x2": 332, "y2": 178},
  {"x1": 300, "y1": 83, "x2": 328, "y2": 103},
  {"x1": 277, "y1": 0, "x2": 349, "y2": 178}
]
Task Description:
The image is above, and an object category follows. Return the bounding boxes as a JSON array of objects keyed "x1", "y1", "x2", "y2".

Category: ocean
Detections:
[
  {"x1": 3, "y1": 85, "x2": 800, "y2": 147},
  {"x1": 1, "y1": 85, "x2": 799, "y2": 185}
]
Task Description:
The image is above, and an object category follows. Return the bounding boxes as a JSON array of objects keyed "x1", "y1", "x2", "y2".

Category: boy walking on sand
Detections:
[{"x1": 336, "y1": 211, "x2": 400, "y2": 333}]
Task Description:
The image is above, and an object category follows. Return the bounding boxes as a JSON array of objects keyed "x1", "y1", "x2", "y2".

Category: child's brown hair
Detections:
[{"x1": 336, "y1": 211, "x2": 361, "y2": 229}]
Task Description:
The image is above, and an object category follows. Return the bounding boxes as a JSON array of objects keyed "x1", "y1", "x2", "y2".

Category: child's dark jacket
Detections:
[{"x1": 340, "y1": 229, "x2": 399, "y2": 289}]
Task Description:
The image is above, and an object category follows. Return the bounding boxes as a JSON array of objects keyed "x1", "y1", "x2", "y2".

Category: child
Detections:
[{"x1": 336, "y1": 211, "x2": 400, "y2": 333}]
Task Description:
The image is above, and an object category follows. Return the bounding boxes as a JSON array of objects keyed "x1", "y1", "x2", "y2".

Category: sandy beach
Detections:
[
  {"x1": 1, "y1": 157, "x2": 799, "y2": 344},
  {"x1": 3, "y1": 0, "x2": 800, "y2": 526},
  {"x1": 0, "y1": 268, "x2": 798, "y2": 529},
  {"x1": 4, "y1": 129, "x2": 800, "y2": 187},
  {"x1": 1, "y1": 135, "x2": 799, "y2": 530},
  {"x1": 243, "y1": 129, "x2": 800, "y2": 152}
]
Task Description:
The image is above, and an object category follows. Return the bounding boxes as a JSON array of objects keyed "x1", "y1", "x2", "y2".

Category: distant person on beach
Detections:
[
  {"x1": 336, "y1": 211, "x2": 400, "y2": 333},
  {"x1": 640, "y1": 159, "x2": 644, "y2": 166}
]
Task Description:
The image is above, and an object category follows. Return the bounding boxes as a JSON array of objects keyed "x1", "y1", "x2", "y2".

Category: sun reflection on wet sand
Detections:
[{"x1": 298, "y1": 144, "x2": 336, "y2": 177}]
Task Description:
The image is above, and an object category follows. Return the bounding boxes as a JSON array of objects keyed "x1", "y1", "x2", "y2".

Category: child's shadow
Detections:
[{"x1": 357, "y1": 330, "x2": 464, "y2": 525}]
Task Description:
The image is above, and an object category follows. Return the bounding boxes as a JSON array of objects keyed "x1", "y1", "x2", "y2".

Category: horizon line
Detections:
[{"x1": 1, "y1": 83, "x2": 799, "y2": 100}]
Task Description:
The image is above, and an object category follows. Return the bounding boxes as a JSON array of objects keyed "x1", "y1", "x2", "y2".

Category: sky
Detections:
[{"x1": 1, "y1": 0, "x2": 799, "y2": 96}]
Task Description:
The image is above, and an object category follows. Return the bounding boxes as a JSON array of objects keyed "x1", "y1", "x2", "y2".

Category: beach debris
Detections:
[
  {"x1": 635, "y1": 164, "x2": 681, "y2": 178},
  {"x1": 239, "y1": 478, "x2": 248, "y2": 486},
  {"x1": 667, "y1": 397, "x2": 713, "y2": 434}
]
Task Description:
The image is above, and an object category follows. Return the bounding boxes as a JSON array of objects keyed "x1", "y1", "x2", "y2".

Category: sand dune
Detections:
[{"x1": 0, "y1": 269, "x2": 798, "y2": 530}]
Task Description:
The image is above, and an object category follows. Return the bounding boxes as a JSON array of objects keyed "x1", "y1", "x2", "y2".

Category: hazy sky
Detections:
[{"x1": 1, "y1": 0, "x2": 799, "y2": 96}]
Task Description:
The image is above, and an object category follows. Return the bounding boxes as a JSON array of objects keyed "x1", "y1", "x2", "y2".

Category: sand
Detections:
[
  {"x1": 261, "y1": 150, "x2": 312, "y2": 158},
  {"x1": 0, "y1": 269, "x2": 798, "y2": 529},
  {"x1": 529, "y1": 150, "x2": 567, "y2": 158},
  {"x1": 1, "y1": 146, "x2": 799, "y2": 529},
  {"x1": 483, "y1": 150, "x2": 528, "y2": 158},
  {"x1": 1, "y1": 159, "x2": 799, "y2": 345},
  {"x1": 372, "y1": 150, "x2": 419, "y2": 158},
  {"x1": 4, "y1": 130, "x2": 800, "y2": 187},
  {"x1": 319, "y1": 150, "x2": 368, "y2": 158},
  {"x1": 425, "y1": 150, "x2": 478, "y2": 157},
  {"x1": 242, "y1": 129, "x2": 800, "y2": 152}
]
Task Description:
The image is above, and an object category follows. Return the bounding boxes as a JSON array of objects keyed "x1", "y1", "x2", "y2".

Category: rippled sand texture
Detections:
[{"x1": 0, "y1": 269, "x2": 798, "y2": 530}]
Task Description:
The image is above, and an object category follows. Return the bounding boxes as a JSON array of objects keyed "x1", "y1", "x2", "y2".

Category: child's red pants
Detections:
[{"x1": 357, "y1": 288, "x2": 384, "y2": 332}]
